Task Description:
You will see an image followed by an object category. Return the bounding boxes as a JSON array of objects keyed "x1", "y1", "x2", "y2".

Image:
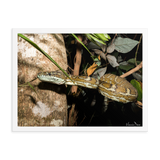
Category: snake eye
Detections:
[{"x1": 48, "y1": 73, "x2": 51, "y2": 76}]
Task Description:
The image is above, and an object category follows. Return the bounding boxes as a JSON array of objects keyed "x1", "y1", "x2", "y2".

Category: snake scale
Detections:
[{"x1": 37, "y1": 70, "x2": 138, "y2": 103}]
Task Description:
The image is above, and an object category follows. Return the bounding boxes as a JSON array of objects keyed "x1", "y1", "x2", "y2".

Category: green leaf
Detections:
[
  {"x1": 85, "y1": 34, "x2": 106, "y2": 49},
  {"x1": 72, "y1": 34, "x2": 94, "y2": 61},
  {"x1": 94, "y1": 58, "x2": 100, "y2": 62},
  {"x1": 87, "y1": 34, "x2": 106, "y2": 45},
  {"x1": 95, "y1": 61, "x2": 101, "y2": 66},
  {"x1": 103, "y1": 34, "x2": 111, "y2": 40},
  {"x1": 28, "y1": 82, "x2": 41, "y2": 99},
  {"x1": 119, "y1": 64, "x2": 134, "y2": 71},
  {"x1": 87, "y1": 42, "x2": 101, "y2": 50},
  {"x1": 127, "y1": 58, "x2": 141, "y2": 65},
  {"x1": 114, "y1": 37, "x2": 139, "y2": 53},
  {"x1": 92, "y1": 34, "x2": 111, "y2": 42},
  {"x1": 130, "y1": 79, "x2": 142, "y2": 101},
  {"x1": 28, "y1": 82, "x2": 37, "y2": 94},
  {"x1": 18, "y1": 77, "x2": 38, "y2": 87},
  {"x1": 93, "y1": 34, "x2": 110, "y2": 42}
]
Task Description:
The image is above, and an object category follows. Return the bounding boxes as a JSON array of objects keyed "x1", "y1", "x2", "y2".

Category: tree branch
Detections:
[{"x1": 120, "y1": 61, "x2": 142, "y2": 78}]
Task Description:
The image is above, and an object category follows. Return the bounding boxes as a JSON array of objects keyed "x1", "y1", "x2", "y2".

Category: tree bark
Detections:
[{"x1": 18, "y1": 34, "x2": 68, "y2": 126}]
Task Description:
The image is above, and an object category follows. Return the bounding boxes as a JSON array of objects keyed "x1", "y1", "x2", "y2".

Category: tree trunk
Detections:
[{"x1": 18, "y1": 34, "x2": 68, "y2": 126}]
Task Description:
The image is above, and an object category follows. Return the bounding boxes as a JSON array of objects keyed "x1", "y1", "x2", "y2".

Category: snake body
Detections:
[{"x1": 37, "y1": 70, "x2": 138, "y2": 103}]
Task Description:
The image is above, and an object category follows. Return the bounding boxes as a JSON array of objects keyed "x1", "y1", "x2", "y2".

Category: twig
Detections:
[
  {"x1": 66, "y1": 49, "x2": 73, "y2": 69},
  {"x1": 111, "y1": 34, "x2": 117, "y2": 45},
  {"x1": 105, "y1": 34, "x2": 117, "y2": 56},
  {"x1": 67, "y1": 65, "x2": 74, "y2": 72},
  {"x1": 71, "y1": 34, "x2": 82, "y2": 93},
  {"x1": 68, "y1": 104, "x2": 77, "y2": 126},
  {"x1": 122, "y1": 34, "x2": 129, "y2": 38},
  {"x1": 18, "y1": 77, "x2": 38, "y2": 86},
  {"x1": 120, "y1": 62, "x2": 142, "y2": 78},
  {"x1": 120, "y1": 62, "x2": 143, "y2": 108},
  {"x1": 78, "y1": 115, "x2": 86, "y2": 125},
  {"x1": 68, "y1": 35, "x2": 82, "y2": 126},
  {"x1": 135, "y1": 35, "x2": 142, "y2": 66},
  {"x1": 133, "y1": 34, "x2": 137, "y2": 40}
]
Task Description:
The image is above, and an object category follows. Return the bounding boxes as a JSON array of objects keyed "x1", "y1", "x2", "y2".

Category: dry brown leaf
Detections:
[
  {"x1": 87, "y1": 62, "x2": 98, "y2": 76},
  {"x1": 92, "y1": 67, "x2": 107, "y2": 78},
  {"x1": 107, "y1": 43, "x2": 115, "y2": 53},
  {"x1": 98, "y1": 55, "x2": 101, "y2": 60},
  {"x1": 106, "y1": 54, "x2": 119, "y2": 68},
  {"x1": 92, "y1": 49, "x2": 106, "y2": 61}
]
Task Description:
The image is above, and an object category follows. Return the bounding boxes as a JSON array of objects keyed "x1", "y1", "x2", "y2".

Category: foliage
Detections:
[
  {"x1": 18, "y1": 33, "x2": 143, "y2": 126},
  {"x1": 86, "y1": 34, "x2": 110, "y2": 46},
  {"x1": 114, "y1": 37, "x2": 139, "y2": 53},
  {"x1": 71, "y1": 33, "x2": 142, "y2": 103},
  {"x1": 130, "y1": 79, "x2": 142, "y2": 101}
]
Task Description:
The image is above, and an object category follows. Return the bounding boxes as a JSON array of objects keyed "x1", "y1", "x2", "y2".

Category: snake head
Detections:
[{"x1": 37, "y1": 71, "x2": 66, "y2": 85}]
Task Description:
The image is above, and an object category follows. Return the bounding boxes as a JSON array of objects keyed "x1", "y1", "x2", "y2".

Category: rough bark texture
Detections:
[
  {"x1": 71, "y1": 35, "x2": 82, "y2": 93},
  {"x1": 18, "y1": 34, "x2": 68, "y2": 126}
]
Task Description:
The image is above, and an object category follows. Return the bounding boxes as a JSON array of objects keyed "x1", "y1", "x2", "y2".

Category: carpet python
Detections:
[{"x1": 37, "y1": 70, "x2": 138, "y2": 103}]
